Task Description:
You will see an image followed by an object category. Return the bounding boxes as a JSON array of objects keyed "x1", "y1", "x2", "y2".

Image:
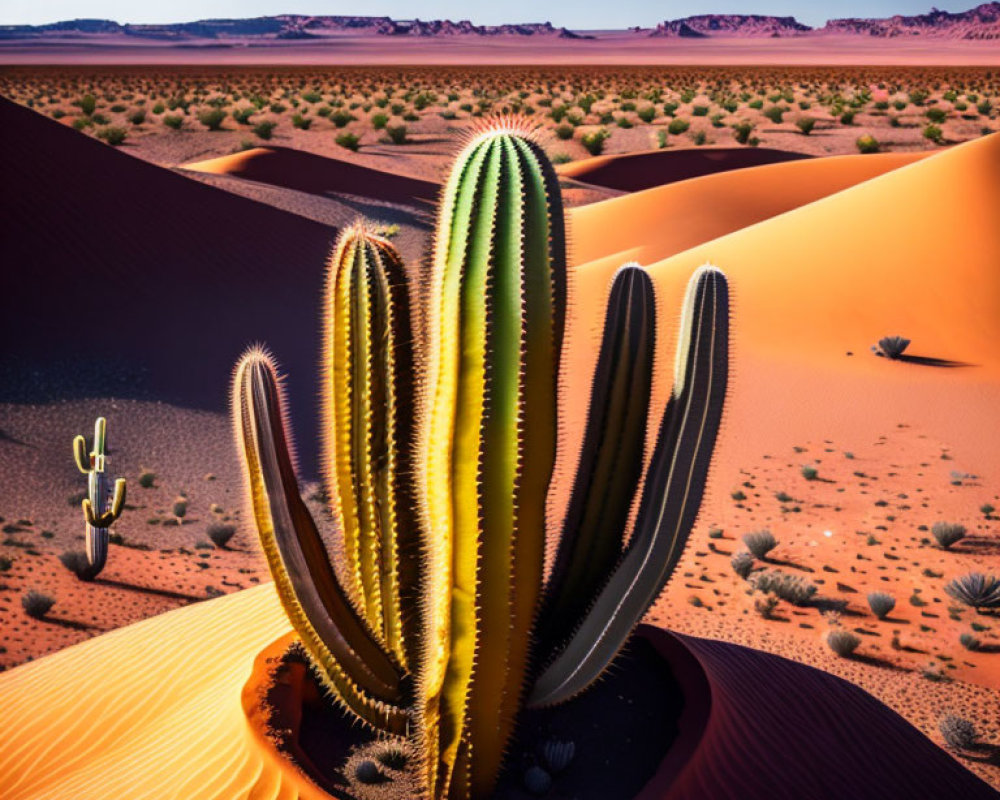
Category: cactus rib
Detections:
[
  {"x1": 528, "y1": 265, "x2": 729, "y2": 708},
  {"x1": 538, "y1": 264, "x2": 655, "y2": 654},
  {"x1": 233, "y1": 349, "x2": 409, "y2": 733}
]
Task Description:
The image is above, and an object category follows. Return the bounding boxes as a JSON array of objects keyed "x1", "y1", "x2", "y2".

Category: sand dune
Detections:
[
  {"x1": 183, "y1": 147, "x2": 440, "y2": 207},
  {"x1": 0, "y1": 584, "x2": 990, "y2": 799},
  {"x1": 567, "y1": 149, "x2": 929, "y2": 268},
  {"x1": 557, "y1": 146, "x2": 811, "y2": 192}
]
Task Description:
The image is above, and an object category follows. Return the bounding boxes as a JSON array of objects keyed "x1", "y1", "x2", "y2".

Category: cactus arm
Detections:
[
  {"x1": 92, "y1": 417, "x2": 107, "y2": 471},
  {"x1": 233, "y1": 349, "x2": 409, "y2": 733},
  {"x1": 324, "y1": 224, "x2": 414, "y2": 668},
  {"x1": 109, "y1": 478, "x2": 126, "y2": 520},
  {"x1": 73, "y1": 435, "x2": 90, "y2": 473},
  {"x1": 536, "y1": 265, "x2": 654, "y2": 655},
  {"x1": 529, "y1": 265, "x2": 729, "y2": 708}
]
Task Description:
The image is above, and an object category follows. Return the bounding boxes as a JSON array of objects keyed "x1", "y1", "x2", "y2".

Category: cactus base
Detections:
[{"x1": 243, "y1": 628, "x2": 690, "y2": 800}]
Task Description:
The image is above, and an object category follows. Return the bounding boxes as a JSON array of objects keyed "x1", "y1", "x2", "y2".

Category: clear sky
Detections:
[{"x1": 0, "y1": 1, "x2": 979, "y2": 30}]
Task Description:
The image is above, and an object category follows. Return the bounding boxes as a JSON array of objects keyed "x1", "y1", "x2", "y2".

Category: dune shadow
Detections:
[
  {"x1": 808, "y1": 597, "x2": 865, "y2": 616},
  {"x1": 896, "y1": 354, "x2": 974, "y2": 368},
  {"x1": 767, "y1": 557, "x2": 814, "y2": 572},
  {"x1": 42, "y1": 616, "x2": 101, "y2": 632},
  {"x1": 955, "y1": 537, "x2": 1000, "y2": 556},
  {"x1": 95, "y1": 578, "x2": 203, "y2": 603},
  {"x1": 973, "y1": 643, "x2": 1000, "y2": 654}
]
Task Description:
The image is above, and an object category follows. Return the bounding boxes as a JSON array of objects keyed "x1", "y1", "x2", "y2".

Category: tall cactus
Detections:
[
  {"x1": 72, "y1": 416, "x2": 126, "y2": 579},
  {"x1": 232, "y1": 121, "x2": 729, "y2": 800}
]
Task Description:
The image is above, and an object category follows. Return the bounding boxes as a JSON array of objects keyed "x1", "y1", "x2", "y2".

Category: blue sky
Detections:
[{"x1": 0, "y1": 1, "x2": 977, "y2": 29}]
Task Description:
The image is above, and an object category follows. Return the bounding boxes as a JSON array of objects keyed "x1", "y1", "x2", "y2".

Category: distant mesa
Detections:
[
  {"x1": 821, "y1": 2, "x2": 1000, "y2": 39},
  {"x1": 0, "y1": 15, "x2": 585, "y2": 41},
  {"x1": 650, "y1": 15, "x2": 812, "y2": 39}
]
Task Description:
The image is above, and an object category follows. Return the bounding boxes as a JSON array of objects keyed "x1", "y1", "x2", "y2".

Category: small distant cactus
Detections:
[
  {"x1": 742, "y1": 529, "x2": 777, "y2": 560},
  {"x1": 945, "y1": 573, "x2": 1000, "y2": 612},
  {"x1": 867, "y1": 591, "x2": 896, "y2": 620},
  {"x1": 931, "y1": 522, "x2": 966, "y2": 549},
  {"x1": 826, "y1": 629, "x2": 861, "y2": 657},
  {"x1": 872, "y1": 336, "x2": 910, "y2": 359},
  {"x1": 72, "y1": 417, "x2": 126, "y2": 580}
]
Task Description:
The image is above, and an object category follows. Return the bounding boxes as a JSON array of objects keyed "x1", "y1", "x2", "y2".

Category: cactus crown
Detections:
[{"x1": 232, "y1": 123, "x2": 729, "y2": 800}]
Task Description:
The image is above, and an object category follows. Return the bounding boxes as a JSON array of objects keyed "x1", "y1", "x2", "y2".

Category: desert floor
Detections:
[{"x1": 0, "y1": 67, "x2": 998, "y2": 792}]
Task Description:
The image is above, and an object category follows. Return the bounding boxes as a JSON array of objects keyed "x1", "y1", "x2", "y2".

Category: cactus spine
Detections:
[
  {"x1": 72, "y1": 417, "x2": 126, "y2": 578},
  {"x1": 231, "y1": 120, "x2": 729, "y2": 800}
]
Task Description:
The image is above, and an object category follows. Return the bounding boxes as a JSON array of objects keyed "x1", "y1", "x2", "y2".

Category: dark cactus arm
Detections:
[
  {"x1": 233, "y1": 348, "x2": 409, "y2": 733},
  {"x1": 536, "y1": 264, "x2": 655, "y2": 655},
  {"x1": 529, "y1": 265, "x2": 729, "y2": 708}
]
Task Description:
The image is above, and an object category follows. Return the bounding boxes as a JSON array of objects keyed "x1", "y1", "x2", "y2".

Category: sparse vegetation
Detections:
[
  {"x1": 336, "y1": 132, "x2": 360, "y2": 151},
  {"x1": 931, "y1": 522, "x2": 966, "y2": 549},
  {"x1": 826, "y1": 628, "x2": 861, "y2": 657},
  {"x1": 939, "y1": 715, "x2": 977, "y2": 750},
  {"x1": 207, "y1": 523, "x2": 237, "y2": 549},
  {"x1": 945, "y1": 573, "x2": 1000, "y2": 612},
  {"x1": 97, "y1": 126, "x2": 127, "y2": 146},
  {"x1": 197, "y1": 108, "x2": 227, "y2": 131},
  {"x1": 731, "y1": 551, "x2": 755, "y2": 579},
  {"x1": 253, "y1": 121, "x2": 277, "y2": 140},
  {"x1": 58, "y1": 550, "x2": 95, "y2": 580},
  {"x1": 22, "y1": 590, "x2": 55, "y2": 619},
  {"x1": 856, "y1": 134, "x2": 880, "y2": 154},
  {"x1": 742, "y1": 530, "x2": 777, "y2": 560},
  {"x1": 580, "y1": 128, "x2": 609, "y2": 156},
  {"x1": 795, "y1": 116, "x2": 816, "y2": 135},
  {"x1": 385, "y1": 125, "x2": 408, "y2": 144},
  {"x1": 873, "y1": 335, "x2": 910, "y2": 358},
  {"x1": 867, "y1": 591, "x2": 896, "y2": 620},
  {"x1": 750, "y1": 570, "x2": 817, "y2": 605}
]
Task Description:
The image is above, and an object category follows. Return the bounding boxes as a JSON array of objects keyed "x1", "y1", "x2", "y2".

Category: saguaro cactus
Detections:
[
  {"x1": 232, "y1": 121, "x2": 729, "y2": 800},
  {"x1": 72, "y1": 416, "x2": 126, "y2": 578}
]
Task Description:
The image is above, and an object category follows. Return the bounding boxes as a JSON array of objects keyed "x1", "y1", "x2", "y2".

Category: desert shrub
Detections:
[
  {"x1": 291, "y1": 114, "x2": 311, "y2": 130},
  {"x1": 667, "y1": 117, "x2": 690, "y2": 135},
  {"x1": 692, "y1": 105, "x2": 709, "y2": 116},
  {"x1": 554, "y1": 123, "x2": 574, "y2": 140},
  {"x1": 732, "y1": 120, "x2": 755, "y2": 144},
  {"x1": 0, "y1": 555, "x2": 12, "y2": 571},
  {"x1": 874, "y1": 335, "x2": 910, "y2": 358},
  {"x1": 826, "y1": 629, "x2": 860, "y2": 657},
  {"x1": 580, "y1": 128, "x2": 609, "y2": 156},
  {"x1": 269, "y1": 102, "x2": 287, "y2": 114},
  {"x1": 207, "y1": 523, "x2": 238, "y2": 549},
  {"x1": 96, "y1": 126, "x2": 127, "y2": 146},
  {"x1": 795, "y1": 116, "x2": 816, "y2": 135},
  {"x1": 331, "y1": 110, "x2": 355, "y2": 128},
  {"x1": 59, "y1": 550, "x2": 94, "y2": 580},
  {"x1": 371, "y1": 112, "x2": 389, "y2": 130},
  {"x1": 909, "y1": 89, "x2": 928, "y2": 106},
  {"x1": 22, "y1": 589, "x2": 55, "y2": 619},
  {"x1": 751, "y1": 570, "x2": 817, "y2": 605},
  {"x1": 939, "y1": 715, "x2": 977, "y2": 750},
  {"x1": 152, "y1": 102, "x2": 165, "y2": 114},
  {"x1": 253, "y1": 121, "x2": 277, "y2": 140},
  {"x1": 301, "y1": 90, "x2": 323, "y2": 104},
  {"x1": 72, "y1": 117, "x2": 92, "y2": 131},
  {"x1": 172, "y1": 498, "x2": 188, "y2": 520},
  {"x1": 75, "y1": 94, "x2": 97, "y2": 115},
  {"x1": 550, "y1": 152, "x2": 572, "y2": 164},
  {"x1": 981, "y1": 503, "x2": 996, "y2": 517},
  {"x1": 655, "y1": 130, "x2": 668, "y2": 149},
  {"x1": 386, "y1": 125, "x2": 408, "y2": 144},
  {"x1": 923, "y1": 124, "x2": 944, "y2": 144},
  {"x1": 232, "y1": 107, "x2": 254, "y2": 125},
  {"x1": 689, "y1": 130, "x2": 707, "y2": 145},
  {"x1": 198, "y1": 109, "x2": 227, "y2": 131},
  {"x1": 91, "y1": 113, "x2": 110, "y2": 125},
  {"x1": 710, "y1": 113, "x2": 726, "y2": 128},
  {"x1": 763, "y1": 105, "x2": 785, "y2": 123},
  {"x1": 867, "y1": 591, "x2": 896, "y2": 619},
  {"x1": 926, "y1": 107, "x2": 947, "y2": 124},
  {"x1": 856, "y1": 134, "x2": 880, "y2": 154},
  {"x1": 977, "y1": 99, "x2": 993, "y2": 116},
  {"x1": 801, "y1": 465, "x2": 819, "y2": 480},
  {"x1": 945, "y1": 573, "x2": 1000, "y2": 612},
  {"x1": 336, "y1": 132, "x2": 360, "y2": 151},
  {"x1": 637, "y1": 106, "x2": 656, "y2": 123},
  {"x1": 959, "y1": 632, "x2": 981, "y2": 651},
  {"x1": 616, "y1": 117, "x2": 633, "y2": 129},
  {"x1": 163, "y1": 114, "x2": 184, "y2": 130},
  {"x1": 731, "y1": 551, "x2": 755, "y2": 579},
  {"x1": 754, "y1": 594, "x2": 779, "y2": 619},
  {"x1": 663, "y1": 101, "x2": 679, "y2": 116},
  {"x1": 128, "y1": 109, "x2": 146, "y2": 125},
  {"x1": 742, "y1": 530, "x2": 777, "y2": 559},
  {"x1": 748, "y1": 99, "x2": 764, "y2": 110},
  {"x1": 839, "y1": 110, "x2": 856, "y2": 125},
  {"x1": 931, "y1": 522, "x2": 966, "y2": 549},
  {"x1": 138, "y1": 470, "x2": 156, "y2": 488}
]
